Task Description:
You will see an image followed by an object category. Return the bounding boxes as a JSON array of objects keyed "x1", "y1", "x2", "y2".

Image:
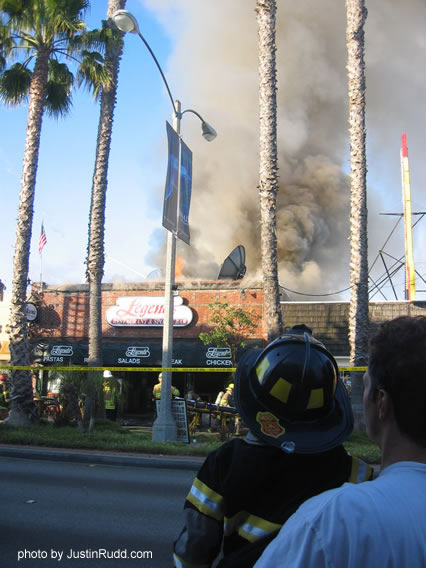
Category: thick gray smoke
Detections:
[{"x1": 144, "y1": 0, "x2": 426, "y2": 299}]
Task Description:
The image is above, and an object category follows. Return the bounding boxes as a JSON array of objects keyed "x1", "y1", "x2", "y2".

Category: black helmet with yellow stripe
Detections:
[{"x1": 235, "y1": 324, "x2": 353, "y2": 454}]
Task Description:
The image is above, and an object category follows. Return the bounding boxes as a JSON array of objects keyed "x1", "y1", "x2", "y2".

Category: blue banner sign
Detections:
[{"x1": 162, "y1": 121, "x2": 193, "y2": 244}]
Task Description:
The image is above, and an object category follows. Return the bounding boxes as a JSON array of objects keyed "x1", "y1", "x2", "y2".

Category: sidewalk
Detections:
[{"x1": 0, "y1": 443, "x2": 204, "y2": 470}]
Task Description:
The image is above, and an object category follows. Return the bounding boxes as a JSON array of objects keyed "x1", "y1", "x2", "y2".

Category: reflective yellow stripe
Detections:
[
  {"x1": 186, "y1": 478, "x2": 224, "y2": 521},
  {"x1": 239, "y1": 514, "x2": 282, "y2": 542},
  {"x1": 359, "y1": 460, "x2": 373, "y2": 481},
  {"x1": 256, "y1": 357, "x2": 270, "y2": 383},
  {"x1": 224, "y1": 511, "x2": 245, "y2": 535},
  {"x1": 307, "y1": 387, "x2": 324, "y2": 409},
  {"x1": 349, "y1": 457, "x2": 360, "y2": 483},
  {"x1": 270, "y1": 378, "x2": 292, "y2": 403},
  {"x1": 224, "y1": 511, "x2": 281, "y2": 542},
  {"x1": 349, "y1": 457, "x2": 373, "y2": 483},
  {"x1": 173, "y1": 552, "x2": 210, "y2": 568}
]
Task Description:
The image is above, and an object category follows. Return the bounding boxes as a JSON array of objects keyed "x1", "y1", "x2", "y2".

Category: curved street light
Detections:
[
  {"x1": 111, "y1": 10, "x2": 217, "y2": 442},
  {"x1": 112, "y1": 10, "x2": 217, "y2": 141}
]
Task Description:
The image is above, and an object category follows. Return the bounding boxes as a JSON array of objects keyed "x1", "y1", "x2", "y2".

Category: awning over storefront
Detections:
[{"x1": 29, "y1": 340, "x2": 263, "y2": 368}]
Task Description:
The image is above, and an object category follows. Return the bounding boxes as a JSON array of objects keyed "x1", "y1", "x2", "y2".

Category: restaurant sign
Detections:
[
  {"x1": 116, "y1": 345, "x2": 151, "y2": 365},
  {"x1": 106, "y1": 296, "x2": 193, "y2": 328},
  {"x1": 42, "y1": 344, "x2": 74, "y2": 363},
  {"x1": 205, "y1": 347, "x2": 233, "y2": 366}
]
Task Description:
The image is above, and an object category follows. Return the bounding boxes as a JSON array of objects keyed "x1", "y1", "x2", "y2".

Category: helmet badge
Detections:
[{"x1": 256, "y1": 411, "x2": 285, "y2": 438}]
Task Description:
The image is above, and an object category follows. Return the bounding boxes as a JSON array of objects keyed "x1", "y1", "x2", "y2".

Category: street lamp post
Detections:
[{"x1": 112, "y1": 10, "x2": 216, "y2": 442}]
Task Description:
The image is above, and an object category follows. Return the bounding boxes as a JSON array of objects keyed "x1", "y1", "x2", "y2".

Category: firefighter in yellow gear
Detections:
[
  {"x1": 0, "y1": 373, "x2": 10, "y2": 420},
  {"x1": 103, "y1": 370, "x2": 118, "y2": 421},
  {"x1": 218, "y1": 383, "x2": 235, "y2": 407},
  {"x1": 152, "y1": 372, "x2": 180, "y2": 400},
  {"x1": 217, "y1": 383, "x2": 240, "y2": 435}
]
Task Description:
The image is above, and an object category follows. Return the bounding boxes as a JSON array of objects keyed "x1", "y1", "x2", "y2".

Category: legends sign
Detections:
[
  {"x1": 106, "y1": 296, "x2": 193, "y2": 328},
  {"x1": 30, "y1": 340, "x2": 262, "y2": 368},
  {"x1": 205, "y1": 347, "x2": 233, "y2": 366},
  {"x1": 42, "y1": 344, "x2": 74, "y2": 363}
]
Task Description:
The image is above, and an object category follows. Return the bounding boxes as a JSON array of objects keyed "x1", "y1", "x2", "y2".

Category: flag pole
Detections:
[
  {"x1": 40, "y1": 220, "x2": 43, "y2": 292},
  {"x1": 40, "y1": 250, "x2": 43, "y2": 292},
  {"x1": 38, "y1": 221, "x2": 47, "y2": 293}
]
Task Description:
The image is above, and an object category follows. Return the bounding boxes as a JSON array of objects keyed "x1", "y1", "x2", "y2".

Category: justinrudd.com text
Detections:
[{"x1": 18, "y1": 548, "x2": 153, "y2": 561}]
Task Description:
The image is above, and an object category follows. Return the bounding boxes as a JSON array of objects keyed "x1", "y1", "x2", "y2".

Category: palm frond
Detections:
[
  {"x1": 44, "y1": 58, "x2": 73, "y2": 117},
  {"x1": 18, "y1": 31, "x2": 40, "y2": 51},
  {"x1": 45, "y1": 79, "x2": 73, "y2": 117},
  {"x1": 45, "y1": 0, "x2": 89, "y2": 39},
  {"x1": 76, "y1": 50, "x2": 111, "y2": 101},
  {"x1": 0, "y1": 61, "x2": 31, "y2": 104},
  {"x1": 0, "y1": 19, "x2": 17, "y2": 58},
  {"x1": 48, "y1": 57, "x2": 74, "y2": 85},
  {"x1": 1, "y1": 0, "x2": 36, "y2": 33},
  {"x1": 0, "y1": 0, "x2": 33, "y2": 19},
  {"x1": 79, "y1": 25, "x2": 121, "y2": 53}
]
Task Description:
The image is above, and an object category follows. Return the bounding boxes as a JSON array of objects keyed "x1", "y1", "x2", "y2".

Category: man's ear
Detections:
[{"x1": 377, "y1": 389, "x2": 393, "y2": 421}]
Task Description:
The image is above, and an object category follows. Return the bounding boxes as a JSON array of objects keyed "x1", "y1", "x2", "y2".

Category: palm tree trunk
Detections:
[
  {"x1": 346, "y1": 0, "x2": 369, "y2": 430},
  {"x1": 85, "y1": 0, "x2": 126, "y2": 430},
  {"x1": 6, "y1": 49, "x2": 50, "y2": 426},
  {"x1": 256, "y1": 0, "x2": 283, "y2": 342}
]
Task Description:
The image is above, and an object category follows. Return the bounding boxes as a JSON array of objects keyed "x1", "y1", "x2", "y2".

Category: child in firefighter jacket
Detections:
[{"x1": 173, "y1": 325, "x2": 373, "y2": 568}]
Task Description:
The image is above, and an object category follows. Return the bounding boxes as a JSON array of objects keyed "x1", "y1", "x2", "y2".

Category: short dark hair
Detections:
[{"x1": 368, "y1": 316, "x2": 426, "y2": 447}]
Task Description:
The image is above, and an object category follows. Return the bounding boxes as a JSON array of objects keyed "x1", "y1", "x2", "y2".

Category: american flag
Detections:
[{"x1": 39, "y1": 223, "x2": 47, "y2": 255}]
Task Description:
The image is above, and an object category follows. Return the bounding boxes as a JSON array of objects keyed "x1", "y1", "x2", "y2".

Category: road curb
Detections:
[{"x1": 0, "y1": 445, "x2": 204, "y2": 470}]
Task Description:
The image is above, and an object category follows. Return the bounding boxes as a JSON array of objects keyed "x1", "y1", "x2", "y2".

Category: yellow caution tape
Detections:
[
  {"x1": 0, "y1": 365, "x2": 234, "y2": 373},
  {"x1": 0, "y1": 365, "x2": 368, "y2": 372}
]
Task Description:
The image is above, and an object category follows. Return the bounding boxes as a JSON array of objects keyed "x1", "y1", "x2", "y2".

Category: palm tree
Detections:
[
  {"x1": 0, "y1": 0, "x2": 108, "y2": 426},
  {"x1": 346, "y1": 0, "x2": 369, "y2": 430},
  {"x1": 85, "y1": 0, "x2": 126, "y2": 431},
  {"x1": 256, "y1": 0, "x2": 283, "y2": 341}
]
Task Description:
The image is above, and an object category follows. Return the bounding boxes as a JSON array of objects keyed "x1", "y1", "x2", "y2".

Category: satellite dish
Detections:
[
  {"x1": 146, "y1": 269, "x2": 162, "y2": 281},
  {"x1": 217, "y1": 245, "x2": 246, "y2": 280}
]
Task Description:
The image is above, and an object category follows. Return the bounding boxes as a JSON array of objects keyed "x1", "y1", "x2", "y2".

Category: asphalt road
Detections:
[{"x1": 0, "y1": 456, "x2": 199, "y2": 568}]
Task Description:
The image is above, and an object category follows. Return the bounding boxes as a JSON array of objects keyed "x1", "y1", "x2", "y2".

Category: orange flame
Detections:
[{"x1": 175, "y1": 257, "x2": 184, "y2": 279}]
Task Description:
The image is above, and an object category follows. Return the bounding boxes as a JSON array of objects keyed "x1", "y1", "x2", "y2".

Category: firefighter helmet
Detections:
[{"x1": 234, "y1": 324, "x2": 353, "y2": 454}]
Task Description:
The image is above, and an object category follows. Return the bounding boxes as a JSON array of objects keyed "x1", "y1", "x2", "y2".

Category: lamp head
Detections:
[
  {"x1": 112, "y1": 10, "x2": 140, "y2": 34},
  {"x1": 201, "y1": 121, "x2": 217, "y2": 142}
]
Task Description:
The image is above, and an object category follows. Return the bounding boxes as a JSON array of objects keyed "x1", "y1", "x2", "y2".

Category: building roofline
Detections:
[
  {"x1": 41, "y1": 280, "x2": 263, "y2": 293},
  {"x1": 280, "y1": 300, "x2": 426, "y2": 305}
]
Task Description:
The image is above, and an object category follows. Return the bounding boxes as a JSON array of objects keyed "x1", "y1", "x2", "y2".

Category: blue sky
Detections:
[
  {"x1": 1, "y1": 1, "x2": 175, "y2": 293},
  {"x1": 1, "y1": 0, "x2": 425, "y2": 302}
]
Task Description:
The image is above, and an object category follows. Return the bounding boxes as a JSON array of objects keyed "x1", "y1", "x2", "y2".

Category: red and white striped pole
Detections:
[{"x1": 400, "y1": 133, "x2": 416, "y2": 300}]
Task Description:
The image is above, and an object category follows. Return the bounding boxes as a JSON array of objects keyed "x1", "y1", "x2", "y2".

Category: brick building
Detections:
[
  {"x1": 29, "y1": 280, "x2": 426, "y2": 416},
  {"x1": 29, "y1": 281, "x2": 267, "y2": 413}
]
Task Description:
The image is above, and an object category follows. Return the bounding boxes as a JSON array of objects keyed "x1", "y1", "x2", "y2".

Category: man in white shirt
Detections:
[{"x1": 255, "y1": 315, "x2": 426, "y2": 568}]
